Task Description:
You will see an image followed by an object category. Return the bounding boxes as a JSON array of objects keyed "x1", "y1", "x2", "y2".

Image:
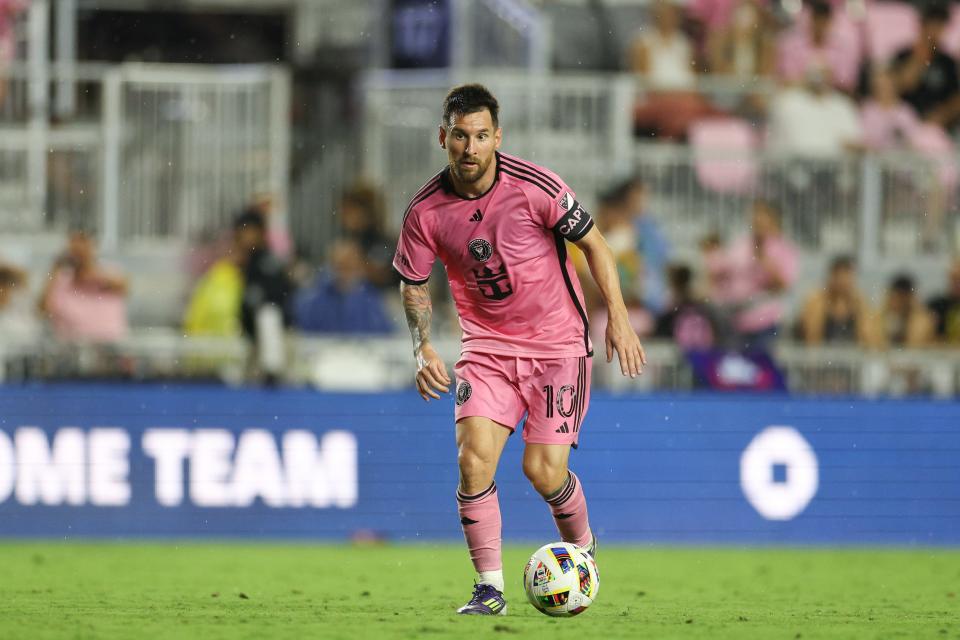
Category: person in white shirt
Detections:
[
  {"x1": 630, "y1": 0, "x2": 721, "y2": 140},
  {"x1": 768, "y1": 64, "x2": 862, "y2": 158}
]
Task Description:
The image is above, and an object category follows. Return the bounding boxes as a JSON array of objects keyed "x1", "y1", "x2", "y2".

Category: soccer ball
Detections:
[{"x1": 523, "y1": 541, "x2": 599, "y2": 617}]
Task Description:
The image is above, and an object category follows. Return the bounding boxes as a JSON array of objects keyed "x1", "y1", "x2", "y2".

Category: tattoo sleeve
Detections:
[{"x1": 400, "y1": 281, "x2": 432, "y2": 355}]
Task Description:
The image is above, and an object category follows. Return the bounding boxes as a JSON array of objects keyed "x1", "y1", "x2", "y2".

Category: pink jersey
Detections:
[{"x1": 393, "y1": 152, "x2": 594, "y2": 358}]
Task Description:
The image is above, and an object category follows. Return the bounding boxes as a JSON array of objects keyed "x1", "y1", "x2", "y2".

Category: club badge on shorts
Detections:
[{"x1": 456, "y1": 380, "x2": 473, "y2": 406}]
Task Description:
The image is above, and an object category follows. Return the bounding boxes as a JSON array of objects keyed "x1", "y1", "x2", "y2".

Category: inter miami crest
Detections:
[
  {"x1": 468, "y1": 238, "x2": 493, "y2": 262},
  {"x1": 456, "y1": 380, "x2": 473, "y2": 406}
]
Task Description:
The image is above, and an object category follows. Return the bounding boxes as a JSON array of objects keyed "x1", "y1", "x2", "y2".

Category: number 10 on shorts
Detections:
[{"x1": 542, "y1": 384, "x2": 577, "y2": 419}]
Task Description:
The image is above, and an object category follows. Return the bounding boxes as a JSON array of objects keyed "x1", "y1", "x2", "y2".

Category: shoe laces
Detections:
[{"x1": 471, "y1": 582, "x2": 497, "y2": 602}]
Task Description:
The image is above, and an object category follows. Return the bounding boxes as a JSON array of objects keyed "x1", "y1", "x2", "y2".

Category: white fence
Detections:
[
  {"x1": 0, "y1": 62, "x2": 290, "y2": 248},
  {"x1": 1, "y1": 331, "x2": 957, "y2": 398},
  {"x1": 102, "y1": 64, "x2": 290, "y2": 247}
]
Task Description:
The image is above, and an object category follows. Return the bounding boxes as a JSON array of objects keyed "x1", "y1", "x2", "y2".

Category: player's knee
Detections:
[
  {"x1": 523, "y1": 457, "x2": 567, "y2": 496},
  {"x1": 457, "y1": 447, "x2": 496, "y2": 490}
]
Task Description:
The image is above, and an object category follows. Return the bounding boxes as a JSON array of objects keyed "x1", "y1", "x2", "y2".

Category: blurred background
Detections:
[
  {"x1": 1, "y1": 0, "x2": 960, "y2": 395},
  {"x1": 0, "y1": 0, "x2": 957, "y2": 543}
]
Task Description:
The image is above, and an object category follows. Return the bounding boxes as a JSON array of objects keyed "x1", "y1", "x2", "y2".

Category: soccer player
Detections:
[{"x1": 394, "y1": 84, "x2": 646, "y2": 615}]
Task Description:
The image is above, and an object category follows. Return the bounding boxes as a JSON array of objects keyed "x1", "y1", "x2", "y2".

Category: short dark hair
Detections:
[
  {"x1": 233, "y1": 211, "x2": 265, "y2": 233},
  {"x1": 667, "y1": 263, "x2": 693, "y2": 292},
  {"x1": 810, "y1": 0, "x2": 832, "y2": 18},
  {"x1": 442, "y1": 84, "x2": 500, "y2": 128},
  {"x1": 890, "y1": 273, "x2": 915, "y2": 294},
  {"x1": 830, "y1": 255, "x2": 855, "y2": 272},
  {"x1": 604, "y1": 176, "x2": 645, "y2": 205},
  {"x1": 922, "y1": 3, "x2": 950, "y2": 24}
]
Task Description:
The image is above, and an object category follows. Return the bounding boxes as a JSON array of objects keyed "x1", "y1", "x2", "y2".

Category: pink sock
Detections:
[
  {"x1": 457, "y1": 482, "x2": 502, "y2": 572},
  {"x1": 545, "y1": 472, "x2": 592, "y2": 548}
]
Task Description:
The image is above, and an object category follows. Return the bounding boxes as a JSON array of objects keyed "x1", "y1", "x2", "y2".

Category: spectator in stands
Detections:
[
  {"x1": 862, "y1": 65, "x2": 956, "y2": 249},
  {"x1": 618, "y1": 176, "x2": 671, "y2": 313},
  {"x1": 927, "y1": 258, "x2": 960, "y2": 345},
  {"x1": 631, "y1": 0, "x2": 721, "y2": 140},
  {"x1": 704, "y1": 0, "x2": 776, "y2": 118},
  {"x1": 892, "y1": 3, "x2": 960, "y2": 128},
  {"x1": 881, "y1": 273, "x2": 934, "y2": 348},
  {"x1": 581, "y1": 189, "x2": 655, "y2": 343},
  {"x1": 293, "y1": 238, "x2": 393, "y2": 335},
  {"x1": 595, "y1": 187, "x2": 644, "y2": 308},
  {"x1": 339, "y1": 181, "x2": 396, "y2": 289},
  {"x1": 799, "y1": 255, "x2": 881, "y2": 348},
  {"x1": 705, "y1": 0, "x2": 776, "y2": 92},
  {"x1": 183, "y1": 250, "x2": 243, "y2": 338},
  {"x1": 39, "y1": 230, "x2": 129, "y2": 343},
  {"x1": 703, "y1": 200, "x2": 799, "y2": 349},
  {"x1": 234, "y1": 211, "x2": 294, "y2": 383},
  {"x1": 655, "y1": 263, "x2": 722, "y2": 350},
  {"x1": 0, "y1": 260, "x2": 37, "y2": 340},
  {"x1": 689, "y1": 0, "x2": 763, "y2": 38},
  {"x1": 776, "y1": 0, "x2": 861, "y2": 92},
  {"x1": 186, "y1": 192, "x2": 290, "y2": 282},
  {"x1": 0, "y1": 0, "x2": 26, "y2": 109},
  {"x1": 768, "y1": 63, "x2": 862, "y2": 158},
  {"x1": 861, "y1": 66, "x2": 921, "y2": 151},
  {"x1": 243, "y1": 191, "x2": 292, "y2": 260}
]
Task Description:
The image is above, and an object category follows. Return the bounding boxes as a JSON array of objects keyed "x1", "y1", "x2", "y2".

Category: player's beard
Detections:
[{"x1": 452, "y1": 154, "x2": 491, "y2": 184}]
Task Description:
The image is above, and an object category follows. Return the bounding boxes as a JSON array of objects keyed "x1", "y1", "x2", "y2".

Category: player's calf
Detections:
[{"x1": 543, "y1": 471, "x2": 593, "y2": 549}]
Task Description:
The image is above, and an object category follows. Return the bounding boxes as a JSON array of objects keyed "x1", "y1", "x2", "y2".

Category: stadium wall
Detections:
[{"x1": 0, "y1": 385, "x2": 957, "y2": 545}]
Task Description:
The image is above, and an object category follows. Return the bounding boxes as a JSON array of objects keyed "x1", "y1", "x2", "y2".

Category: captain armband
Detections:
[{"x1": 553, "y1": 200, "x2": 595, "y2": 242}]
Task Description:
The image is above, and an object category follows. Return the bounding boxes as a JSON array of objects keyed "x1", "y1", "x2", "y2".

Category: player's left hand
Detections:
[{"x1": 605, "y1": 310, "x2": 646, "y2": 378}]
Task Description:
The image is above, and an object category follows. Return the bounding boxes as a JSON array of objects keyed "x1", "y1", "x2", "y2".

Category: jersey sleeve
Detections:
[
  {"x1": 393, "y1": 211, "x2": 436, "y2": 285},
  {"x1": 538, "y1": 180, "x2": 595, "y2": 242}
]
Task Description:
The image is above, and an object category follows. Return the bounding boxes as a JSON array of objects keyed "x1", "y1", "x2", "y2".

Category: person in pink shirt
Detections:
[
  {"x1": 704, "y1": 200, "x2": 799, "y2": 349},
  {"x1": 777, "y1": 0, "x2": 861, "y2": 92},
  {"x1": 862, "y1": 65, "x2": 957, "y2": 248},
  {"x1": 0, "y1": 0, "x2": 26, "y2": 108},
  {"x1": 394, "y1": 84, "x2": 645, "y2": 615},
  {"x1": 39, "y1": 230, "x2": 129, "y2": 343},
  {"x1": 861, "y1": 66, "x2": 920, "y2": 150}
]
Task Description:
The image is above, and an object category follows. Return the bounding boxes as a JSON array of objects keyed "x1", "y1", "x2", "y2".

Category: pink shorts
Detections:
[{"x1": 453, "y1": 352, "x2": 592, "y2": 446}]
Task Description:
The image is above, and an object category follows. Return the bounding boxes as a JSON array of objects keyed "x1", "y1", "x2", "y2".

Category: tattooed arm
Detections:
[{"x1": 401, "y1": 281, "x2": 451, "y2": 401}]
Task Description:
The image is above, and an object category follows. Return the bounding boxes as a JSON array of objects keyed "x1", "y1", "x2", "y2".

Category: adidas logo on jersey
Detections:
[
  {"x1": 555, "y1": 422, "x2": 571, "y2": 434},
  {"x1": 470, "y1": 209, "x2": 484, "y2": 222}
]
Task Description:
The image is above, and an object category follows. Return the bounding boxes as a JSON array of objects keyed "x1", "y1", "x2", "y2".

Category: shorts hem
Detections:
[
  {"x1": 523, "y1": 440, "x2": 580, "y2": 449},
  {"x1": 455, "y1": 413, "x2": 518, "y2": 433},
  {"x1": 522, "y1": 435, "x2": 580, "y2": 447}
]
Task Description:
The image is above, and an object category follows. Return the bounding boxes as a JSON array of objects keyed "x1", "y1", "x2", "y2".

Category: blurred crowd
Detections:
[
  {"x1": 632, "y1": 0, "x2": 960, "y2": 247},
  {"x1": 2, "y1": 177, "x2": 960, "y2": 372},
  {"x1": 3, "y1": 0, "x2": 960, "y2": 381},
  {"x1": 573, "y1": 176, "x2": 960, "y2": 352},
  {"x1": 631, "y1": 0, "x2": 960, "y2": 143}
]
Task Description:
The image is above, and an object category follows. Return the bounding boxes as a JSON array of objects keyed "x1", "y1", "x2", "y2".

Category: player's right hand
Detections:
[{"x1": 415, "y1": 344, "x2": 451, "y2": 401}]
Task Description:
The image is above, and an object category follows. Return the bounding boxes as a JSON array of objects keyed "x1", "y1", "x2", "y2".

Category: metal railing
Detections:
[
  {"x1": 1, "y1": 332, "x2": 957, "y2": 398},
  {"x1": 102, "y1": 64, "x2": 290, "y2": 247},
  {"x1": 0, "y1": 61, "x2": 290, "y2": 247}
]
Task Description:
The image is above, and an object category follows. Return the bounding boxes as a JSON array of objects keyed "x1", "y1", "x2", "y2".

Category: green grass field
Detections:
[{"x1": 0, "y1": 543, "x2": 957, "y2": 639}]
